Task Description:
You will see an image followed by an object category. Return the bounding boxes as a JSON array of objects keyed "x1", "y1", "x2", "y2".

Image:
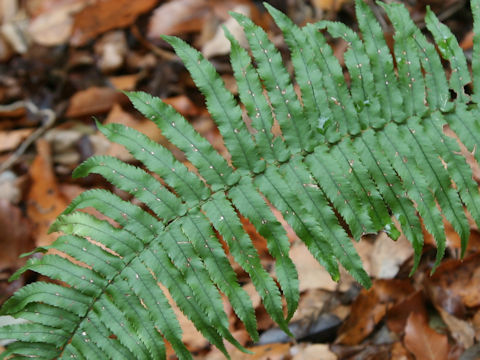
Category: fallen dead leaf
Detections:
[
  {"x1": 289, "y1": 243, "x2": 337, "y2": 292},
  {"x1": 311, "y1": 0, "x2": 349, "y2": 11},
  {"x1": 27, "y1": 139, "x2": 68, "y2": 246},
  {"x1": 460, "y1": 30, "x2": 474, "y2": 50},
  {"x1": 290, "y1": 289, "x2": 330, "y2": 322},
  {"x1": 0, "y1": 199, "x2": 33, "y2": 270},
  {"x1": 437, "y1": 307, "x2": 475, "y2": 349},
  {"x1": 147, "y1": 0, "x2": 210, "y2": 38},
  {"x1": 66, "y1": 87, "x2": 126, "y2": 118},
  {"x1": 336, "y1": 279, "x2": 413, "y2": 345},
  {"x1": 427, "y1": 253, "x2": 480, "y2": 311},
  {"x1": 472, "y1": 310, "x2": 480, "y2": 341},
  {"x1": 94, "y1": 30, "x2": 127, "y2": 73},
  {"x1": 338, "y1": 238, "x2": 373, "y2": 292},
  {"x1": 158, "y1": 283, "x2": 209, "y2": 352},
  {"x1": 242, "y1": 282, "x2": 261, "y2": 309},
  {"x1": 102, "y1": 103, "x2": 164, "y2": 161},
  {"x1": 163, "y1": 95, "x2": 200, "y2": 117},
  {"x1": 292, "y1": 343, "x2": 337, "y2": 360},
  {"x1": 0, "y1": 171, "x2": 22, "y2": 204},
  {"x1": 370, "y1": 232, "x2": 413, "y2": 279},
  {"x1": 70, "y1": 0, "x2": 157, "y2": 46},
  {"x1": 0, "y1": 128, "x2": 33, "y2": 152},
  {"x1": 391, "y1": 341, "x2": 414, "y2": 360},
  {"x1": 335, "y1": 287, "x2": 386, "y2": 345},
  {"x1": 108, "y1": 73, "x2": 141, "y2": 91},
  {"x1": 386, "y1": 291, "x2": 426, "y2": 334},
  {"x1": 202, "y1": 4, "x2": 249, "y2": 58},
  {"x1": 404, "y1": 311, "x2": 449, "y2": 360},
  {"x1": 28, "y1": 0, "x2": 86, "y2": 46},
  {"x1": 444, "y1": 125, "x2": 480, "y2": 183},
  {"x1": 0, "y1": 34, "x2": 13, "y2": 62}
]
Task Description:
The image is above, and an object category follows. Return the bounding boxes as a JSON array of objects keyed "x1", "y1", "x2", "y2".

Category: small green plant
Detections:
[{"x1": 2, "y1": 0, "x2": 480, "y2": 358}]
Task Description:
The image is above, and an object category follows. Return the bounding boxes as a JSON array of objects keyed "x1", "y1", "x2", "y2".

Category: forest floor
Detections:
[{"x1": 0, "y1": 0, "x2": 480, "y2": 359}]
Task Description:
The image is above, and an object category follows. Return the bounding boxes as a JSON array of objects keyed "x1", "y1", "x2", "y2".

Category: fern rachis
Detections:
[{"x1": 1, "y1": 1, "x2": 480, "y2": 359}]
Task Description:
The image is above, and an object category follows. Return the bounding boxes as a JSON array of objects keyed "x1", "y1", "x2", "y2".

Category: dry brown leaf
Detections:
[
  {"x1": 94, "y1": 30, "x2": 127, "y2": 73},
  {"x1": 338, "y1": 238, "x2": 373, "y2": 292},
  {"x1": 370, "y1": 232, "x2": 413, "y2": 279},
  {"x1": 163, "y1": 95, "x2": 200, "y2": 117},
  {"x1": 237, "y1": 343, "x2": 291, "y2": 360},
  {"x1": 460, "y1": 30, "x2": 474, "y2": 50},
  {"x1": 404, "y1": 312, "x2": 449, "y2": 360},
  {"x1": 337, "y1": 279, "x2": 413, "y2": 345},
  {"x1": 311, "y1": 0, "x2": 349, "y2": 11},
  {"x1": 66, "y1": 87, "x2": 125, "y2": 118},
  {"x1": 391, "y1": 342, "x2": 414, "y2": 360},
  {"x1": 444, "y1": 125, "x2": 480, "y2": 183},
  {"x1": 472, "y1": 310, "x2": 480, "y2": 341},
  {"x1": 0, "y1": 128, "x2": 33, "y2": 152},
  {"x1": 27, "y1": 139, "x2": 68, "y2": 246},
  {"x1": 292, "y1": 343, "x2": 337, "y2": 360},
  {"x1": 242, "y1": 282, "x2": 261, "y2": 309},
  {"x1": 0, "y1": 199, "x2": 33, "y2": 270},
  {"x1": 102, "y1": 103, "x2": 164, "y2": 161},
  {"x1": 147, "y1": 0, "x2": 210, "y2": 38},
  {"x1": 108, "y1": 73, "x2": 141, "y2": 91},
  {"x1": 427, "y1": 253, "x2": 480, "y2": 311},
  {"x1": 336, "y1": 288, "x2": 386, "y2": 345},
  {"x1": 289, "y1": 243, "x2": 337, "y2": 292},
  {"x1": 290, "y1": 289, "x2": 330, "y2": 322},
  {"x1": 70, "y1": 0, "x2": 157, "y2": 46},
  {"x1": 0, "y1": 33, "x2": 13, "y2": 62},
  {"x1": 157, "y1": 283, "x2": 209, "y2": 352},
  {"x1": 28, "y1": 0, "x2": 86, "y2": 46},
  {"x1": 386, "y1": 291, "x2": 426, "y2": 334},
  {"x1": 202, "y1": 4, "x2": 249, "y2": 58}
]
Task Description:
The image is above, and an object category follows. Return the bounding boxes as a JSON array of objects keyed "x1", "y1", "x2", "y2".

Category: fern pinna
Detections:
[{"x1": 1, "y1": 0, "x2": 480, "y2": 358}]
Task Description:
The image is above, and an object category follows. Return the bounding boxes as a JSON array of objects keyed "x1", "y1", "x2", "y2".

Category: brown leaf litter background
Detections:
[{"x1": 1, "y1": 0, "x2": 480, "y2": 358}]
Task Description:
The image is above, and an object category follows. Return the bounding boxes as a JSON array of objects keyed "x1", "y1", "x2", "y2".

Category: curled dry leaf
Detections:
[
  {"x1": 70, "y1": 0, "x2": 157, "y2": 47},
  {"x1": 404, "y1": 311, "x2": 449, "y2": 360}
]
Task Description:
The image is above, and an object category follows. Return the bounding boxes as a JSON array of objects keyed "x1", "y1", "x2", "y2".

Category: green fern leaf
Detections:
[{"x1": 2, "y1": 1, "x2": 480, "y2": 358}]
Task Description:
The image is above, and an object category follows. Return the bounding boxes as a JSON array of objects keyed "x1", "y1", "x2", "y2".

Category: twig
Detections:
[{"x1": 0, "y1": 100, "x2": 56, "y2": 173}]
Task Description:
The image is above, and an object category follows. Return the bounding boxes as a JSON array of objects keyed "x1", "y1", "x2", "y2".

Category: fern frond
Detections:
[{"x1": 2, "y1": 1, "x2": 480, "y2": 358}]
